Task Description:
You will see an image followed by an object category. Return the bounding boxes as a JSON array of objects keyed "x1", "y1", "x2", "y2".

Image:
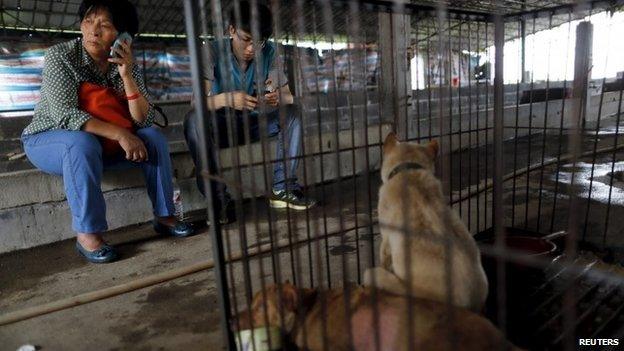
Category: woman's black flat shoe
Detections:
[
  {"x1": 153, "y1": 220, "x2": 195, "y2": 238},
  {"x1": 75, "y1": 241, "x2": 118, "y2": 263}
]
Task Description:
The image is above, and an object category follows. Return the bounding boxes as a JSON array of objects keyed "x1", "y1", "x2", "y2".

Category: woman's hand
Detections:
[
  {"x1": 108, "y1": 39, "x2": 133, "y2": 79},
  {"x1": 117, "y1": 130, "x2": 148, "y2": 162},
  {"x1": 109, "y1": 39, "x2": 150, "y2": 124}
]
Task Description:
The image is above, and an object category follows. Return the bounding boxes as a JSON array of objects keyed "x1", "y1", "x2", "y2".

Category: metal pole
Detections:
[
  {"x1": 561, "y1": 20, "x2": 593, "y2": 350},
  {"x1": 493, "y1": 13, "x2": 507, "y2": 337},
  {"x1": 436, "y1": 3, "x2": 450, "y2": 197},
  {"x1": 520, "y1": 0, "x2": 526, "y2": 83},
  {"x1": 520, "y1": 18, "x2": 526, "y2": 83},
  {"x1": 573, "y1": 22, "x2": 593, "y2": 129},
  {"x1": 182, "y1": 1, "x2": 235, "y2": 350}
]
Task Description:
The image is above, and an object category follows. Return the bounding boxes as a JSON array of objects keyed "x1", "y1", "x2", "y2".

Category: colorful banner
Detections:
[
  {"x1": 0, "y1": 42, "x2": 380, "y2": 114},
  {"x1": 0, "y1": 42, "x2": 192, "y2": 113},
  {"x1": 300, "y1": 48, "x2": 379, "y2": 93}
]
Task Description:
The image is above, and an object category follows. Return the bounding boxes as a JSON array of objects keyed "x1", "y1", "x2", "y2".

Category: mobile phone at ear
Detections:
[{"x1": 109, "y1": 32, "x2": 133, "y2": 58}]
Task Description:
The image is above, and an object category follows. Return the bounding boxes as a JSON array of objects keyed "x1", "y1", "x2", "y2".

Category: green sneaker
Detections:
[{"x1": 269, "y1": 189, "x2": 317, "y2": 210}]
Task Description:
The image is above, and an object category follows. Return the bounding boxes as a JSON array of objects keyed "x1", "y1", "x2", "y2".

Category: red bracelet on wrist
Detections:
[{"x1": 126, "y1": 93, "x2": 141, "y2": 101}]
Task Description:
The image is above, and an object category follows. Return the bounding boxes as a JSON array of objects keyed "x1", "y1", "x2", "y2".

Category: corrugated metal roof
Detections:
[{"x1": 1, "y1": 0, "x2": 622, "y2": 49}]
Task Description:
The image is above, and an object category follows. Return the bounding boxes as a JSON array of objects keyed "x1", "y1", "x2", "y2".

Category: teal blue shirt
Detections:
[{"x1": 202, "y1": 39, "x2": 287, "y2": 96}]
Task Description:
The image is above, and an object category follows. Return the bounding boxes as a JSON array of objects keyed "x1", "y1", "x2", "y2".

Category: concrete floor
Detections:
[
  {"x1": 0, "y1": 223, "x2": 224, "y2": 351},
  {"x1": 0, "y1": 174, "x2": 381, "y2": 351},
  {"x1": 3, "y1": 115, "x2": 624, "y2": 350}
]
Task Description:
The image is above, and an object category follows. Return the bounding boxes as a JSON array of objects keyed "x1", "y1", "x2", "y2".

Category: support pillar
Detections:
[
  {"x1": 572, "y1": 21, "x2": 593, "y2": 126},
  {"x1": 379, "y1": 7, "x2": 411, "y2": 140},
  {"x1": 493, "y1": 13, "x2": 506, "y2": 335},
  {"x1": 561, "y1": 21, "x2": 594, "y2": 350},
  {"x1": 520, "y1": 18, "x2": 527, "y2": 83}
]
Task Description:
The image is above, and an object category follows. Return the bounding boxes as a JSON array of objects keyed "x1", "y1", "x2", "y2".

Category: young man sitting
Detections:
[{"x1": 184, "y1": 1, "x2": 317, "y2": 224}]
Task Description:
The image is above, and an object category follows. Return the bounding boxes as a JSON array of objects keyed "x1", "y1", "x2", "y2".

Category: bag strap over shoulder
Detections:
[{"x1": 151, "y1": 104, "x2": 169, "y2": 128}]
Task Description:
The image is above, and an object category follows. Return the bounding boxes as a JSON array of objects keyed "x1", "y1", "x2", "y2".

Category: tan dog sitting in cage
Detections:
[
  {"x1": 363, "y1": 133, "x2": 488, "y2": 312},
  {"x1": 233, "y1": 282, "x2": 522, "y2": 351}
]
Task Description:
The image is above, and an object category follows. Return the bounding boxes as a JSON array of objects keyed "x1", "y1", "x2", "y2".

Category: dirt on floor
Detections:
[
  {"x1": 4, "y1": 116, "x2": 624, "y2": 350},
  {"x1": 0, "y1": 175, "x2": 380, "y2": 351},
  {"x1": 0, "y1": 222, "x2": 224, "y2": 351}
]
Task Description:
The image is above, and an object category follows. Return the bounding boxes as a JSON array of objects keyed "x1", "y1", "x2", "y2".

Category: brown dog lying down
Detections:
[{"x1": 234, "y1": 283, "x2": 523, "y2": 351}]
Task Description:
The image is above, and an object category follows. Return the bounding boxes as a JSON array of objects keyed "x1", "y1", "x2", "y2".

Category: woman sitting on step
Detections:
[{"x1": 21, "y1": 0, "x2": 194, "y2": 263}]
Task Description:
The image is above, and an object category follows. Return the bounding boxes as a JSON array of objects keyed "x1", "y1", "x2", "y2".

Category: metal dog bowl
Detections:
[
  {"x1": 477, "y1": 228, "x2": 563, "y2": 257},
  {"x1": 500, "y1": 236, "x2": 557, "y2": 257}
]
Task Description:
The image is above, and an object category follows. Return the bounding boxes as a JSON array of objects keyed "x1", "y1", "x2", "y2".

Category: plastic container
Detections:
[
  {"x1": 235, "y1": 326, "x2": 282, "y2": 351},
  {"x1": 172, "y1": 171, "x2": 184, "y2": 220}
]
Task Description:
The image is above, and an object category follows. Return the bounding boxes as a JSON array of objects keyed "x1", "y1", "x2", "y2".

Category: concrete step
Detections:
[
  {"x1": 0, "y1": 102, "x2": 191, "y2": 142},
  {"x1": 0, "y1": 123, "x2": 391, "y2": 253},
  {"x1": 0, "y1": 102, "x2": 194, "y2": 175},
  {"x1": 0, "y1": 101, "x2": 382, "y2": 174},
  {"x1": 0, "y1": 116, "x2": 30, "y2": 140}
]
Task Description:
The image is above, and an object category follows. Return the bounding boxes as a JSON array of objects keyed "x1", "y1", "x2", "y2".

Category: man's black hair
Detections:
[
  {"x1": 229, "y1": 1, "x2": 273, "y2": 40},
  {"x1": 78, "y1": 0, "x2": 139, "y2": 37}
]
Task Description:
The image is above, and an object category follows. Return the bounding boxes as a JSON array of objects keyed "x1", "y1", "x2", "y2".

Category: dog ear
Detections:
[
  {"x1": 280, "y1": 283, "x2": 299, "y2": 312},
  {"x1": 426, "y1": 139, "x2": 439, "y2": 160},
  {"x1": 299, "y1": 288, "x2": 317, "y2": 309},
  {"x1": 383, "y1": 132, "x2": 399, "y2": 154}
]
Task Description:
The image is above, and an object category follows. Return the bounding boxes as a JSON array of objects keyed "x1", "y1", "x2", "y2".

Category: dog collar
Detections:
[{"x1": 387, "y1": 162, "x2": 424, "y2": 181}]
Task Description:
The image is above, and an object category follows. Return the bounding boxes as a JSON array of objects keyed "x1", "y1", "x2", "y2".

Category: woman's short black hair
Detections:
[
  {"x1": 229, "y1": 1, "x2": 273, "y2": 40},
  {"x1": 79, "y1": 0, "x2": 139, "y2": 37}
]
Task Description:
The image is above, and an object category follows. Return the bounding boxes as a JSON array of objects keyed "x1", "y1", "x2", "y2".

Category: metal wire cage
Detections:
[
  {"x1": 177, "y1": 1, "x2": 622, "y2": 349},
  {"x1": 3, "y1": 0, "x2": 624, "y2": 349},
  {"x1": 176, "y1": 1, "x2": 624, "y2": 350}
]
